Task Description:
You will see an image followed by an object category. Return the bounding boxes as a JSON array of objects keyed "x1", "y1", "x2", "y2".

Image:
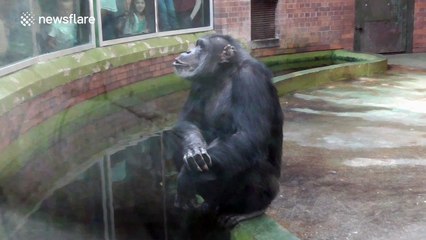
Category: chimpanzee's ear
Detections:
[{"x1": 220, "y1": 44, "x2": 236, "y2": 63}]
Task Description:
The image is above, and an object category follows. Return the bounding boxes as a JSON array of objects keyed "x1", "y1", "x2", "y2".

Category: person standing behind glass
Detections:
[
  {"x1": 158, "y1": 0, "x2": 178, "y2": 31},
  {"x1": 173, "y1": 0, "x2": 201, "y2": 29},
  {"x1": 122, "y1": 0, "x2": 152, "y2": 35},
  {"x1": 47, "y1": 0, "x2": 77, "y2": 52},
  {"x1": 101, "y1": 0, "x2": 118, "y2": 40}
]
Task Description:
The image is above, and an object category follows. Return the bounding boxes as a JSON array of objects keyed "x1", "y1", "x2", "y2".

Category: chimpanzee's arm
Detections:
[
  {"x1": 173, "y1": 120, "x2": 212, "y2": 171},
  {"x1": 206, "y1": 62, "x2": 278, "y2": 177}
]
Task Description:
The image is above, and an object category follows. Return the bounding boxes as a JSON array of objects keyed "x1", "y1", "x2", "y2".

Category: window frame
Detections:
[
  {"x1": 97, "y1": 0, "x2": 214, "y2": 47},
  {"x1": 0, "y1": 0, "x2": 214, "y2": 77},
  {"x1": 0, "y1": 0, "x2": 97, "y2": 77}
]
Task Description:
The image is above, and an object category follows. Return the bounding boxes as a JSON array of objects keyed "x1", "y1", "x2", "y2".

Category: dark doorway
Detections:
[{"x1": 354, "y1": 0, "x2": 415, "y2": 53}]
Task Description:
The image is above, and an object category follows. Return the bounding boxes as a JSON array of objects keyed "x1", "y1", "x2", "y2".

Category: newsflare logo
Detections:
[
  {"x1": 20, "y1": 12, "x2": 36, "y2": 27},
  {"x1": 19, "y1": 12, "x2": 95, "y2": 27}
]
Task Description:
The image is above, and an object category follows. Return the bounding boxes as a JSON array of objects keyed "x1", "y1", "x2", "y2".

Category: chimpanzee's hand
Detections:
[{"x1": 183, "y1": 145, "x2": 212, "y2": 172}]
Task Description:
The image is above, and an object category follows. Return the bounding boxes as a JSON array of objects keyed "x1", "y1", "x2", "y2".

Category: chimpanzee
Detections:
[{"x1": 171, "y1": 34, "x2": 283, "y2": 236}]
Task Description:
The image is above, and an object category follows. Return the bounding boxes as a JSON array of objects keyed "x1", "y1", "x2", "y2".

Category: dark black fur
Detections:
[{"x1": 171, "y1": 34, "x2": 283, "y2": 237}]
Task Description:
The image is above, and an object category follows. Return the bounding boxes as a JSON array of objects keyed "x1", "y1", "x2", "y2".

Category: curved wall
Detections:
[
  {"x1": 0, "y1": 33, "x2": 209, "y2": 180},
  {"x1": 0, "y1": 32, "x2": 386, "y2": 238}
]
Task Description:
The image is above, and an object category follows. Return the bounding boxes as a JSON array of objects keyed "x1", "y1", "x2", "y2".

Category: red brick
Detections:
[{"x1": 414, "y1": 0, "x2": 426, "y2": 51}]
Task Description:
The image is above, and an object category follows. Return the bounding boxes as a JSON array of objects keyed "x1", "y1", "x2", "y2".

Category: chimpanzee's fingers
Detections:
[
  {"x1": 194, "y1": 151, "x2": 209, "y2": 171},
  {"x1": 190, "y1": 149, "x2": 203, "y2": 172},
  {"x1": 187, "y1": 156, "x2": 202, "y2": 172},
  {"x1": 183, "y1": 151, "x2": 191, "y2": 168},
  {"x1": 201, "y1": 148, "x2": 212, "y2": 167},
  {"x1": 184, "y1": 148, "x2": 211, "y2": 172},
  {"x1": 192, "y1": 156, "x2": 203, "y2": 172},
  {"x1": 184, "y1": 149, "x2": 200, "y2": 171}
]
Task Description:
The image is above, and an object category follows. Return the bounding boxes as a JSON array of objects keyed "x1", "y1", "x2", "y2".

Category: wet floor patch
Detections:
[
  {"x1": 270, "y1": 67, "x2": 426, "y2": 240},
  {"x1": 344, "y1": 158, "x2": 426, "y2": 167}
]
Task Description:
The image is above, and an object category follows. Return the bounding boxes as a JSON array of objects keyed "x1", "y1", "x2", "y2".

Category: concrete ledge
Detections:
[
  {"x1": 231, "y1": 215, "x2": 300, "y2": 240},
  {"x1": 250, "y1": 38, "x2": 280, "y2": 49},
  {"x1": 264, "y1": 50, "x2": 388, "y2": 95}
]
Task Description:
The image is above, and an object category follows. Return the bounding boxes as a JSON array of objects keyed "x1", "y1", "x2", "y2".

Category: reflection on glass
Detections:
[
  {"x1": 39, "y1": 0, "x2": 92, "y2": 53},
  {"x1": 0, "y1": 125, "x2": 190, "y2": 239},
  {"x1": 0, "y1": 0, "x2": 213, "y2": 69},
  {"x1": 120, "y1": 0, "x2": 155, "y2": 36},
  {"x1": 102, "y1": 0, "x2": 155, "y2": 40},
  {"x1": 11, "y1": 163, "x2": 104, "y2": 240},
  {"x1": 173, "y1": 0, "x2": 209, "y2": 29},
  {"x1": 0, "y1": 0, "x2": 93, "y2": 68},
  {"x1": 0, "y1": 0, "x2": 34, "y2": 67},
  {"x1": 46, "y1": 0, "x2": 78, "y2": 52},
  {"x1": 100, "y1": 0, "x2": 212, "y2": 40},
  {"x1": 174, "y1": 0, "x2": 200, "y2": 29},
  {"x1": 158, "y1": 0, "x2": 178, "y2": 31},
  {"x1": 100, "y1": 0, "x2": 119, "y2": 40},
  {"x1": 111, "y1": 137, "x2": 166, "y2": 240}
]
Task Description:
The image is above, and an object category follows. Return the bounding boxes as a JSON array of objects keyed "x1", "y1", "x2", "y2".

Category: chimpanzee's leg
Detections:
[
  {"x1": 175, "y1": 163, "x2": 225, "y2": 211},
  {"x1": 216, "y1": 169, "x2": 280, "y2": 227},
  {"x1": 174, "y1": 165, "x2": 231, "y2": 240},
  {"x1": 176, "y1": 164, "x2": 279, "y2": 226}
]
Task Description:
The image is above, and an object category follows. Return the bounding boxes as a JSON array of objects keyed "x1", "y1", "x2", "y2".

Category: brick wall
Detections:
[
  {"x1": 216, "y1": 0, "x2": 426, "y2": 55},
  {"x1": 276, "y1": 1, "x2": 355, "y2": 52},
  {"x1": 214, "y1": 0, "x2": 251, "y2": 43},
  {"x1": 215, "y1": 0, "x2": 355, "y2": 56},
  {"x1": 0, "y1": 55, "x2": 177, "y2": 153},
  {"x1": 414, "y1": 0, "x2": 426, "y2": 52}
]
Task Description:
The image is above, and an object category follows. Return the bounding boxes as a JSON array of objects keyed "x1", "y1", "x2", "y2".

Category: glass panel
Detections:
[
  {"x1": 158, "y1": 0, "x2": 211, "y2": 31},
  {"x1": 0, "y1": 0, "x2": 94, "y2": 67},
  {"x1": 0, "y1": 0, "x2": 34, "y2": 67},
  {"x1": 172, "y1": 0, "x2": 210, "y2": 30},
  {"x1": 157, "y1": 0, "x2": 178, "y2": 31},
  {"x1": 37, "y1": 0, "x2": 93, "y2": 53},
  {"x1": 110, "y1": 136, "x2": 167, "y2": 240},
  {"x1": 101, "y1": 0, "x2": 156, "y2": 40},
  {"x1": 10, "y1": 163, "x2": 105, "y2": 240},
  {"x1": 101, "y1": 0, "x2": 212, "y2": 41}
]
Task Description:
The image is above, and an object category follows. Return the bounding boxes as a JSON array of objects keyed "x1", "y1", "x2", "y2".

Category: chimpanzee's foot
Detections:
[{"x1": 218, "y1": 210, "x2": 265, "y2": 228}]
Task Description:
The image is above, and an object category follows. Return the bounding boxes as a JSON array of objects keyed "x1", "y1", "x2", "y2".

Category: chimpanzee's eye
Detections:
[{"x1": 196, "y1": 39, "x2": 205, "y2": 49}]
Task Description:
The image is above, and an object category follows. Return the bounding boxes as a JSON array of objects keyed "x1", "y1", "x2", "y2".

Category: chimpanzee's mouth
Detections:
[{"x1": 173, "y1": 59, "x2": 188, "y2": 67}]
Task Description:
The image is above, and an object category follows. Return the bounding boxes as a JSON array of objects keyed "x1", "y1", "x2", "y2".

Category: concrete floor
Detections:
[
  {"x1": 385, "y1": 53, "x2": 426, "y2": 70},
  {"x1": 269, "y1": 64, "x2": 426, "y2": 240}
]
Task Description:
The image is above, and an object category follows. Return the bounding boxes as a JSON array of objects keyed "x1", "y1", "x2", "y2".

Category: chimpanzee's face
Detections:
[
  {"x1": 173, "y1": 36, "x2": 236, "y2": 80},
  {"x1": 173, "y1": 38, "x2": 209, "y2": 80}
]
